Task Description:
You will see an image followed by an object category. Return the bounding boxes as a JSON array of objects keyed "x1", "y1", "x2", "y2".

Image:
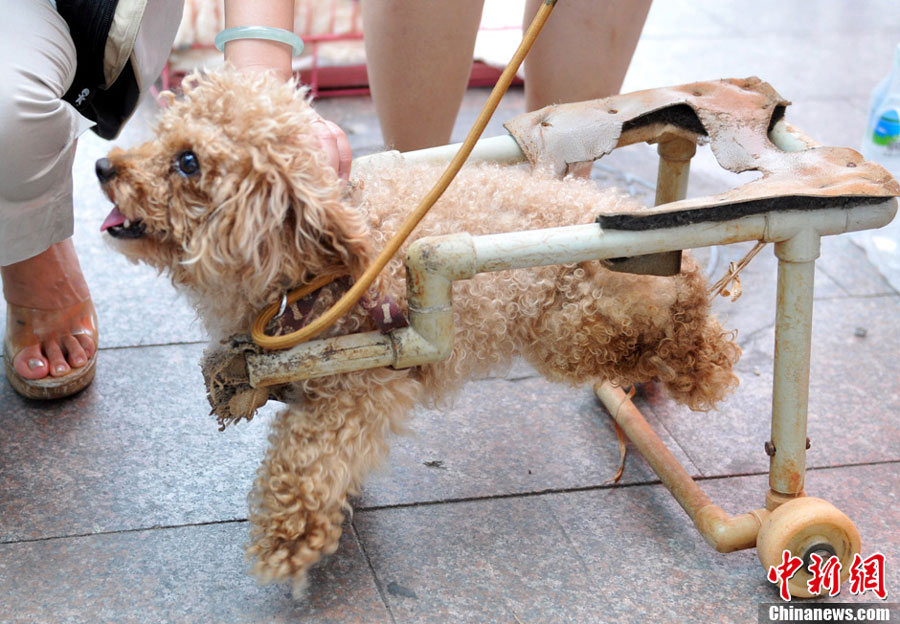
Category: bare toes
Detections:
[
  {"x1": 43, "y1": 340, "x2": 70, "y2": 377},
  {"x1": 62, "y1": 335, "x2": 88, "y2": 368},
  {"x1": 74, "y1": 332, "x2": 96, "y2": 359},
  {"x1": 12, "y1": 344, "x2": 50, "y2": 380}
]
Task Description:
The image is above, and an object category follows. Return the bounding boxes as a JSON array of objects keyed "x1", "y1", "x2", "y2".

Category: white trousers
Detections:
[
  {"x1": 0, "y1": 0, "x2": 184, "y2": 266},
  {"x1": 0, "y1": 0, "x2": 95, "y2": 266}
]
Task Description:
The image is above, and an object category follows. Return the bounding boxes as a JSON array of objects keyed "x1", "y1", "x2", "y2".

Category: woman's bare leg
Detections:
[
  {"x1": 522, "y1": 0, "x2": 651, "y2": 112},
  {"x1": 363, "y1": 0, "x2": 485, "y2": 151}
]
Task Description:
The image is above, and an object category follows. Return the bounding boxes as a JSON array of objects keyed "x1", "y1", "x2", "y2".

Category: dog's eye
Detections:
[{"x1": 176, "y1": 150, "x2": 200, "y2": 177}]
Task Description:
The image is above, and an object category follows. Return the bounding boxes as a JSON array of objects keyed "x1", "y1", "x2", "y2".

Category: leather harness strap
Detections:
[{"x1": 266, "y1": 279, "x2": 408, "y2": 338}]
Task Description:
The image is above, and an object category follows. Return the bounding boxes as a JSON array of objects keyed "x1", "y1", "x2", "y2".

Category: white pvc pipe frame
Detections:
[{"x1": 248, "y1": 122, "x2": 896, "y2": 398}]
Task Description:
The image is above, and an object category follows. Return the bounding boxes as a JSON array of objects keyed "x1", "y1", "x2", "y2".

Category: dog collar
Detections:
[{"x1": 267, "y1": 278, "x2": 408, "y2": 338}]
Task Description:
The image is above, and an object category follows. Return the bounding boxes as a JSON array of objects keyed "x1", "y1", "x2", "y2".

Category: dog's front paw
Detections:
[{"x1": 246, "y1": 505, "x2": 345, "y2": 595}]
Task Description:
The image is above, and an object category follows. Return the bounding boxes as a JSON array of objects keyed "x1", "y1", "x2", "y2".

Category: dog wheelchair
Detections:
[{"x1": 209, "y1": 77, "x2": 898, "y2": 599}]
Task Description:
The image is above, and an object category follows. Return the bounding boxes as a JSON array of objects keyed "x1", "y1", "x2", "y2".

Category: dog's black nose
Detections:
[{"x1": 95, "y1": 158, "x2": 117, "y2": 183}]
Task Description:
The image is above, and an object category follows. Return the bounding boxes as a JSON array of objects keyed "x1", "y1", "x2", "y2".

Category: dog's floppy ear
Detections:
[
  {"x1": 211, "y1": 140, "x2": 374, "y2": 303},
  {"x1": 285, "y1": 139, "x2": 374, "y2": 278}
]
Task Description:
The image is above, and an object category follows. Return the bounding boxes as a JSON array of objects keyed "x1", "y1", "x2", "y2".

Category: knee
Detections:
[
  {"x1": 0, "y1": 62, "x2": 40, "y2": 143},
  {"x1": 0, "y1": 71, "x2": 76, "y2": 200}
]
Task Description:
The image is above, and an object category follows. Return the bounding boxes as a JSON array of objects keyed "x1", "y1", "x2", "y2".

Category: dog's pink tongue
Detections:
[{"x1": 101, "y1": 206, "x2": 126, "y2": 232}]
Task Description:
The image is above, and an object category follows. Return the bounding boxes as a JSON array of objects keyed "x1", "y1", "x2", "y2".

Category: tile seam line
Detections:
[
  {"x1": 355, "y1": 458, "x2": 900, "y2": 513},
  {"x1": 814, "y1": 291, "x2": 900, "y2": 301},
  {"x1": 4, "y1": 458, "x2": 895, "y2": 546},
  {"x1": 349, "y1": 521, "x2": 397, "y2": 624},
  {"x1": 817, "y1": 261, "x2": 899, "y2": 298},
  {"x1": 97, "y1": 340, "x2": 208, "y2": 352},
  {"x1": 1, "y1": 516, "x2": 246, "y2": 546}
]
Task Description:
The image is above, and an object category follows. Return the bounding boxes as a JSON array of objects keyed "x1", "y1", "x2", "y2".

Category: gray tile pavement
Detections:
[
  {"x1": 2, "y1": 1, "x2": 898, "y2": 621},
  {"x1": 0, "y1": 343, "x2": 274, "y2": 543}
]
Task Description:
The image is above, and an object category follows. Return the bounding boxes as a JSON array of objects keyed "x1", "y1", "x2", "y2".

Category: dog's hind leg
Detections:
[
  {"x1": 514, "y1": 260, "x2": 740, "y2": 410},
  {"x1": 245, "y1": 368, "x2": 421, "y2": 597}
]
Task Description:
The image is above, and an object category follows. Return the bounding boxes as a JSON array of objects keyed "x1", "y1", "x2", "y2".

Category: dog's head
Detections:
[{"x1": 98, "y1": 69, "x2": 373, "y2": 311}]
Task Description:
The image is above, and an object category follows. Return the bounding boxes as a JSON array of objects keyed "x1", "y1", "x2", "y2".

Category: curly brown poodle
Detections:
[{"x1": 97, "y1": 69, "x2": 740, "y2": 596}]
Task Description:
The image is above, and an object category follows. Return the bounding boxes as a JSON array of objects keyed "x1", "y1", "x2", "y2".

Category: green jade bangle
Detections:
[{"x1": 215, "y1": 26, "x2": 305, "y2": 57}]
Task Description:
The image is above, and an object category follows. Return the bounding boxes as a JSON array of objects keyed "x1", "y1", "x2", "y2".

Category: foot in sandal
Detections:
[{"x1": 2, "y1": 239, "x2": 98, "y2": 399}]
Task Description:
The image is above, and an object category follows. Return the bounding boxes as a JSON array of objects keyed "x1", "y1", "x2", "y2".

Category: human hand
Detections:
[{"x1": 313, "y1": 118, "x2": 352, "y2": 181}]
